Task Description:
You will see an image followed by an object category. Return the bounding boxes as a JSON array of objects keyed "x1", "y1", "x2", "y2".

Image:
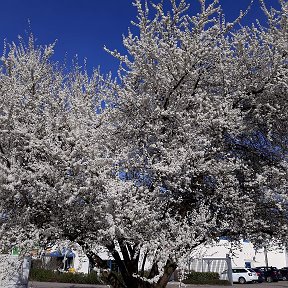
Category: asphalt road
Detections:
[{"x1": 29, "y1": 281, "x2": 288, "y2": 288}]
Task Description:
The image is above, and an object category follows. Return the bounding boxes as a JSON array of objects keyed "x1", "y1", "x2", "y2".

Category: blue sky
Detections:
[{"x1": 0, "y1": 0, "x2": 280, "y2": 76}]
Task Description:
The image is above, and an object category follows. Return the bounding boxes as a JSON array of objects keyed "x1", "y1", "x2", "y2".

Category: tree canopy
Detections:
[{"x1": 0, "y1": 1, "x2": 287, "y2": 287}]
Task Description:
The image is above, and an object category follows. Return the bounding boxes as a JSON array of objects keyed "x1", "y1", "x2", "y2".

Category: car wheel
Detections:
[
  {"x1": 283, "y1": 276, "x2": 287, "y2": 281},
  {"x1": 239, "y1": 277, "x2": 246, "y2": 284},
  {"x1": 267, "y1": 276, "x2": 272, "y2": 283}
]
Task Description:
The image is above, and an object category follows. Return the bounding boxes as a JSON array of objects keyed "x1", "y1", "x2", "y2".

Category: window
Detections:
[
  {"x1": 245, "y1": 262, "x2": 251, "y2": 268},
  {"x1": 233, "y1": 269, "x2": 248, "y2": 273}
]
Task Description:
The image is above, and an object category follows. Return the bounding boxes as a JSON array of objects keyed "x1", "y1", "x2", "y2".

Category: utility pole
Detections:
[{"x1": 264, "y1": 246, "x2": 269, "y2": 267}]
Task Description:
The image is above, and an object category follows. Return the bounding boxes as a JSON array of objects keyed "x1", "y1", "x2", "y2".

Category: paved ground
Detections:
[
  {"x1": 168, "y1": 281, "x2": 288, "y2": 288},
  {"x1": 28, "y1": 281, "x2": 288, "y2": 288},
  {"x1": 28, "y1": 283, "x2": 110, "y2": 288}
]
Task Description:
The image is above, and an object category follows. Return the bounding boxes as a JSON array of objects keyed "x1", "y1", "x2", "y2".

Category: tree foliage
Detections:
[{"x1": 0, "y1": 1, "x2": 287, "y2": 288}]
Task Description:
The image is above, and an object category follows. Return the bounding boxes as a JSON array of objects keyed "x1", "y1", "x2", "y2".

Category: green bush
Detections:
[
  {"x1": 29, "y1": 268, "x2": 56, "y2": 282},
  {"x1": 182, "y1": 271, "x2": 230, "y2": 285},
  {"x1": 185, "y1": 271, "x2": 220, "y2": 281},
  {"x1": 182, "y1": 278, "x2": 231, "y2": 285},
  {"x1": 29, "y1": 268, "x2": 102, "y2": 284}
]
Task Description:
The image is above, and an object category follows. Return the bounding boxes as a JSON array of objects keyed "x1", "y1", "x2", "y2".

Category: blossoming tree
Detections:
[
  {"x1": 0, "y1": 35, "x2": 114, "y2": 250},
  {"x1": 100, "y1": 0, "x2": 288, "y2": 286},
  {"x1": 0, "y1": 0, "x2": 287, "y2": 288}
]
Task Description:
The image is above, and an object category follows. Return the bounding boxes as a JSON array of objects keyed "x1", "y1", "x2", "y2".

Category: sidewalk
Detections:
[
  {"x1": 167, "y1": 281, "x2": 288, "y2": 288},
  {"x1": 28, "y1": 282, "x2": 228, "y2": 288},
  {"x1": 28, "y1": 282, "x2": 205, "y2": 288},
  {"x1": 28, "y1": 281, "x2": 288, "y2": 288},
  {"x1": 29, "y1": 282, "x2": 110, "y2": 288}
]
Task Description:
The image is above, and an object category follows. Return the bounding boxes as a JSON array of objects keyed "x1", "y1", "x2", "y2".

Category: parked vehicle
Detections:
[
  {"x1": 221, "y1": 268, "x2": 258, "y2": 284},
  {"x1": 255, "y1": 266, "x2": 279, "y2": 282},
  {"x1": 248, "y1": 268, "x2": 264, "y2": 283},
  {"x1": 279, "y1": 269, "x2": 288, "y2": 281}
]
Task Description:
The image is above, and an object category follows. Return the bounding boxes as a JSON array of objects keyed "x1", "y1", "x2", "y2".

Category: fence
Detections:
[
  {"x1": 0, "y1": 255, "x2": 31, "y2": 288},
  {"x1": 188, "y1": 255, "x2": 233, "y2": 285}
]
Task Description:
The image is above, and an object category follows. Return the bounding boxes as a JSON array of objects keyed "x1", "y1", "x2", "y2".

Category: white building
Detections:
[{"x1": 198, "y1": 240, "x2": 288, "y2": 268}]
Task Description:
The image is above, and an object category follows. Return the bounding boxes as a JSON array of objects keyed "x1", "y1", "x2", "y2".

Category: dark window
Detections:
[
  {"x1": 245, "y1": 262, "x2": 251, "y2": 268},
  {"x1": 233, "y1": 269, "x2": 246, "y2": 273},
  {"x1": 238, "y1": 269, "x2": 248, "y2": 273}
]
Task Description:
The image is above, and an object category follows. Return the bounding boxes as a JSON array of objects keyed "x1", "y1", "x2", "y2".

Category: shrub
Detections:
[
  {"x1": 185, "y1": 271, "x2": 220, "y2": 281},
  {"x1": 182, "y1": 271, "x2": 230, "y2": 285},
  {"x1": 182, "y1": 278, "x2": 231, "y2": 285},
  {"x1": 29, "y1": 268, "x2": 56, "y2": 282},
  {"x1": 29, "y1": 268, "x2": 102, "y2": 284}
]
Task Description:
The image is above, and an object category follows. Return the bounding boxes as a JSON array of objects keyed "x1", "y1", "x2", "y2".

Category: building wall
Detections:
[{"x1": 199, "y1": 240, "x2": 287, "y2": 269}]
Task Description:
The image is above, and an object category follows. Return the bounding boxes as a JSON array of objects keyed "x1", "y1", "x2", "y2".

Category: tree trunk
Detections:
[
  {"x1": 105, "y1": 242, "x2": 177, "y2": 288},
  {"x1": 112, "y1": 261, "x2": 177, "y2": 288},
  {"x1": 155, "y1": 260, "x2": 177, "y2": 288}
]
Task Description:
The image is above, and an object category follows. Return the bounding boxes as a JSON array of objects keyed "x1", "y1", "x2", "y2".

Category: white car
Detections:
[{"x1": 221, "y1": 268, "x2": 258, "y2": 284}]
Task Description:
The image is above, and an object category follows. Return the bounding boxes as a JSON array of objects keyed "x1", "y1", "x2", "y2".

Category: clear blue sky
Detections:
[{"x1": 0, "y1": 0, "x2": 280, "y2": 76}]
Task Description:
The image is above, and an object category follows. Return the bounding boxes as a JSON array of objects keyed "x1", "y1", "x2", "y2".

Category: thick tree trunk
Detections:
[
  {"x1": 104, "y1": 241, "x2": 177, "y2": 288},
  {"x1": 81, "y1": 242, "x2": 178, "y2": 288},
  {"x1": 112, "y1": 258, "x2": 176, "y2": 288},
  {"x1": 155, "y1": 261, "x2": 177, "y2": 288}
]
